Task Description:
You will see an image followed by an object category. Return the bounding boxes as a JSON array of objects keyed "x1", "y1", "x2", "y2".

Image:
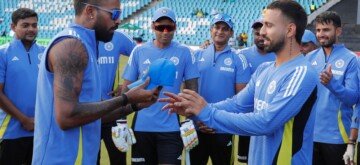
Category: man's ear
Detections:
[
  {"x1": 10, "y1": 23, "x2": 16, "y2": 32},
  {"x1": 287, "y1": 23, "x2": 296, "y2": 38},
  {"x1": 335, "y1": 27, "x2": 342, "y2": 37},
  {"x1": 84, "y1": 4, "x2": 96, "y2": 20}
]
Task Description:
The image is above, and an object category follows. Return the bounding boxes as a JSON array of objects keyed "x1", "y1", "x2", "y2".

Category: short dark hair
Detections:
[
  {"x1": 11, "y1": 8, "x2": 38, "y2": 25},
  {"x1": 73, "y1": 0, "x2": 102, "y2": 16},
  {"x1": 266, "y1": 0, "x2": 307, "y2": 44},
  {"x1": 314, "y1": 11, "x2": 341, "y2": 28},
  {"x1": 252, "y1": 23, "x2": 263, "y2": 30}
]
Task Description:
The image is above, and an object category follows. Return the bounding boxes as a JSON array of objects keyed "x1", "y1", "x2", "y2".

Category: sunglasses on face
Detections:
[
  {"x1": 154, "y1": 25, "x2": 176, "y2": 32},
  {"x1": 82, "y1": 2, "x2": 122, "y2": 21}
]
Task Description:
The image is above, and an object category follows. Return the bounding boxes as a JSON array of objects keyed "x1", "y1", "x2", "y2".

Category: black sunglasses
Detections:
[
  {"x1": 154, "y1": 25, "x2": 176, "y2": 32},
  {"x1": 82, "y1": 2, "x2": 121, "y2": 21}
]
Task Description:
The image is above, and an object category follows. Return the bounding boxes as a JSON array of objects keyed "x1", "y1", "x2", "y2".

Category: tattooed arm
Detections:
[
  {"x1": 48, "y1": 38, "x2": 158, "y2": 130},
  {"x1": 101, "y1": 104, "x2": 136, "y2": 123}
]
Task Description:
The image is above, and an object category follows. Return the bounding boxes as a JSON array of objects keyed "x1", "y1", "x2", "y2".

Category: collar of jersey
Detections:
[
  {"x1": 206, "y1": 44, "x2": 231, "y2": 56},
  {"x1": 11, "y1": 38, "x2": 37, "y2": 52},
  {"x1": 149, "y1": 40, "x2": 174, "y2": 50},
  {"x1": 68, "y1": 23, "x2": 97, "y2": 48}
]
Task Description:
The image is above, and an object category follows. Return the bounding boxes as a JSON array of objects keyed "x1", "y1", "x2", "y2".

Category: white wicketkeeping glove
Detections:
[
  {"x1": 343, "y1": 144, "x2": 355, "y2": 165},
  {"x1": 112, "y1": 121, "x2": 136, "y2": 152},
  {"x1": 180, "y1": 119, "x2": 199, "y2": 151},
  {"x1": 126, "y1": 127, "x2": 136, "y2": 145}
]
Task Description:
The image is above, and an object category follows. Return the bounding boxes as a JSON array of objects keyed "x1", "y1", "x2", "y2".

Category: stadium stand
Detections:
[
  {"x1": 0, "y1": 0, "x2": 331, "y2": 46},
  {"x1": 0, "y1": 0, "x2": 152, "y2": 39}
]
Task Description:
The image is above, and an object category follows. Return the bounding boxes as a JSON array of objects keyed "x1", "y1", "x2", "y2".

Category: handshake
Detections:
[{"x1": 111, "y1": 120, "x2": 136, "y2": 152}]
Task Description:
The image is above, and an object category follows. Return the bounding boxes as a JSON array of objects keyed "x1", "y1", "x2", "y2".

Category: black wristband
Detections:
[
  {"x1": 121, "y1": 93, "x2": 128, "y2": 106},
  {"x1": 131, "y1": 104, "x2": 139, "y2": 112}
]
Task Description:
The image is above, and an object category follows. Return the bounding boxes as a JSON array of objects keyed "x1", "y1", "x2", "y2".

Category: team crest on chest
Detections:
[
  {"x1": 170, "y1": 57, "x2": 179, "y2": 66},
  {"x1": 224, "y1": 58, "x2": 232, "y2": 66},
  {"x1": 335, "y1": 59, "x2": 344, "y2": 69},
  {"x1": 104, "y1": 42, "x2": 114, "y2": 51},
  {"x1": 267, "y1": 80, "x2": 277, "y2": 94},
  {"x1": 143, "y1": 59, "x2": 151, "y2": 65}
]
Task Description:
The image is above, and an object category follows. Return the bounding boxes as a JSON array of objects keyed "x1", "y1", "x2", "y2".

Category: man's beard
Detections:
[
  {"x1": 255, "y1": 40, "x2": 265, "y2": 51},
  {"x1": 264, "y1": 37, "x2": 285, "y2": 53},
  {"x1": 319, "y1": 35, "x2": 336, "y2": 48}
]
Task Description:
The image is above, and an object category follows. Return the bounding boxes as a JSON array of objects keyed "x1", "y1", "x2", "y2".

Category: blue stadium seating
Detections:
[
  {"x1": 0, "y1": 0, "x2": 326, "y2": 46},
  {"x1": 0, "y1": 0, "x2": 152, "y2": 39}
]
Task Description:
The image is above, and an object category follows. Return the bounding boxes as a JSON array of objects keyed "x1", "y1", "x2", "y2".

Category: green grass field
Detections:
[{"x1": 99, "y1": 56, "x2": 246, "y2": 165}]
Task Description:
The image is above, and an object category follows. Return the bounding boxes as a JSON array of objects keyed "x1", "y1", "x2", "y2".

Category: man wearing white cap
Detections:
[
  {"x1": 300, "y1": 29, "x2": 318, "y2": 55},
  {"x1": 122, "y1": 7, "x2": 199, "y2": 164}
]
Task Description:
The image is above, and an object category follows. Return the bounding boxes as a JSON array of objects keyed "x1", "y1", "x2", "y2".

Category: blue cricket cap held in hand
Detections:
[{"x1": 127, "y1": 58, "x2": 177, "y2": 90}]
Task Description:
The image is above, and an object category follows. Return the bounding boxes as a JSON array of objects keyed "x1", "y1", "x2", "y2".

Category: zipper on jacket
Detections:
[{"x1": 27, "y1": 52, "x2": 31, "y2": 64}]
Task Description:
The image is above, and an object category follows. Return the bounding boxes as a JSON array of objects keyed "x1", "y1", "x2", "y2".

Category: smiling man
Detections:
[
  {"x1": 160, "y1": 1, "x2": 318, "y2": 164},
  {"x1": 0, "y1": 8, "x2": 45, "y2": 164},
  {"x1": 237, "y1": 18, "x2": 276, "y2": 74},
  {"x1": 122, "y1": 7, "x2": 199, "y2": 165},
  {"x1": 306, "y1": 11, "x2": 359, "y2": 165},
  {"x1": 191, "y1": 13, "x2": 251, "y2": 165},
  {"x1": 33, "y1": 0, "x2": 160, "y2": 164}
]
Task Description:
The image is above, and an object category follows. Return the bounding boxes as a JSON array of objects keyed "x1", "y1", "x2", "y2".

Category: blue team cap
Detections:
[
  {"x1": 127, "y1": 58, "x2": 176, "y2": 90},
  {"x1": 211, "y1": 13, "x2": 234, "y2": 29},
  {"x1": 301, "y1": 30, "x2": 317, "y2": 45},
  {"x1": 152, "y1": 7, "x2": 176, "y2": 23}
]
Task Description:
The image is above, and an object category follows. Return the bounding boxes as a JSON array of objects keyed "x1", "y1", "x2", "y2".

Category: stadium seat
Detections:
[{"x1": 0, "y1": 0, "x2": 325, "y2": 46}]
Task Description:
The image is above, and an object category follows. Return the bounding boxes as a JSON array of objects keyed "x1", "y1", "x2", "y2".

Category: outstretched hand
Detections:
[
  {"x1": 159, "y1": 89, "x2": 207, "y2": 117},
  {"x1": 159, "y1": 91, "x2": 190, "y2": 116}
]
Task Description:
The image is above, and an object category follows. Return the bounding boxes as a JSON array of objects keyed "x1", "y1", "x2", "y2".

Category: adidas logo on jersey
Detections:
[
  {"x1": 312, "y1": 61, "x2": 317, "y2": 66},
  {"x1": 199, "y1": 57, "x2": 205, "y2": 62},
  {"x1": 143, "y1": 59, "x2": 151, "y2": 64},
  {"x1": 11, "y1": 56, "x2": 19, "y2": 61}
]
